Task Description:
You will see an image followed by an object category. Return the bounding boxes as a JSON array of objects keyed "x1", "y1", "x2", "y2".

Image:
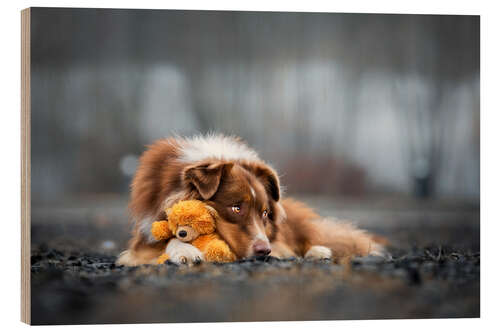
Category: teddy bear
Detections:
[{"x1": 151, "y1": 200, "x2": 236, "y2": 264}]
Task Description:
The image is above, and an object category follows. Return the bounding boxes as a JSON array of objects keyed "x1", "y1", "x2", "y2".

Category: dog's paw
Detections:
[
  {"x1": 305, "y1": 245, "x2": 332, "y2": 260},
  {"x1": 165, "y1": 239, "x2": 204, "y2": 264},
  {"x1": 116, "y1": 250, "x2": 137, "y2": 266}
]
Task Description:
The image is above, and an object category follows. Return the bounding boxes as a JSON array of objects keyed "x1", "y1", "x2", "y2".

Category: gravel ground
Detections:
[
  {"x1": 30, "y1": 196, "x2": 480, "y2": 325},
  {"x1": 31, "y1": 244, "x2": 479, "y2": 324}
]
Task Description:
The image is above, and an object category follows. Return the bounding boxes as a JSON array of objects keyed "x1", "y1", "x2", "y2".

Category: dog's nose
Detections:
[
  {"x1": 178, "y1": 230, "x2": 187, "y2": 238},
  {"x1": 253, "y1": 240, "x2": 271, "y2": 257}
]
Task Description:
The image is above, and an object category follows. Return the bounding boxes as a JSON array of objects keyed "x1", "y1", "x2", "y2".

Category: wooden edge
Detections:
[{"x1": 21, "y1": 7, "x2": 31, "y2": 325}]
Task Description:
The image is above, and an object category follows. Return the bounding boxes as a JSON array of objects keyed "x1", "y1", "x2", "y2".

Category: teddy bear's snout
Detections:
[{"x1": 175, "y1": 225, "x2": 199, "y2": 242}]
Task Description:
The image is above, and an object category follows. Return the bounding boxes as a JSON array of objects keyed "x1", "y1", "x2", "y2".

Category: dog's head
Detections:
[{"x1": 182, "y1": 160, "x2": 285, "y2": 258}]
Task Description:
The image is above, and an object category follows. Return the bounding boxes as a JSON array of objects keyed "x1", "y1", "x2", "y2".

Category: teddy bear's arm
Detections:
[
  {"x1": 151, "y1": 220, "x2": 174, "y2": 240},
  {"x1": 192, "y1": 235, "x2": 236, "y2": 262},
  {"x1": 157, "y1": 253, "x2": 170, "y2": 264},
  {"x1": 205, "y1": 239, "x2": 237, "y2": 262}
]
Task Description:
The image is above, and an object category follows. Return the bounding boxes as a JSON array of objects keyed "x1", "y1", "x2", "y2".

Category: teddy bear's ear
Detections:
[
  {"x1": 204, "y1": 205, "x2": 219, "y2": 220},
  {"x1": 182, "y1": 162, "x2": 234, "y2": 200},
  {"x1": 151, "y1": 221, "x2": 173, "y2": 240}
]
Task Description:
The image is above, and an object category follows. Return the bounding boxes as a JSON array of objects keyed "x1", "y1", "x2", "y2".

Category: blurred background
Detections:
[
  {"x1": 30, "y1": 8, "x2": 479, "y2": 252},
  {"x1": 29, "y1": 8, "x2": 480, "y2": 324},
  {"x1": 31, "y1": 8, "x2": 479, "y2": 202}
]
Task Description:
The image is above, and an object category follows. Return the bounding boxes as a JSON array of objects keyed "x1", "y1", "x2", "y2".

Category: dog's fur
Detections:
[{"x1": 117, "y1": 134, "x2": 386, "y2": 266}]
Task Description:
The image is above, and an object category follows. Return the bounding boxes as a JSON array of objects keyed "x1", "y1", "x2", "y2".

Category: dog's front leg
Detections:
[
  {"x1": 165, "y1": 239, "x2": 204, "y2": 264},
  {"x1": 270, "y1": 242, "x2": 297, "y2": 259}
]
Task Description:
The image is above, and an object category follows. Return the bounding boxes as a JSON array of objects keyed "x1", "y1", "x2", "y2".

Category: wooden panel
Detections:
[{"x1": 21, "y1": 7, "x2": 31, "y2": 325}]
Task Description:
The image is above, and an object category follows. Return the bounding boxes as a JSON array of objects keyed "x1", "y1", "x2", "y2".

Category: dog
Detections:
[{"x1": 117, "y1": 134, "x2": 387, "y2": 266}]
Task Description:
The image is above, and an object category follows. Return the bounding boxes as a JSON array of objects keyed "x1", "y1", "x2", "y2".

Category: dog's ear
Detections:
[
  {"x1": 253, "y1": 165, "x2": 281, "y2": 201},
  {"x1": 183, "y1": 162, "x2": 234, "y2": 200}
]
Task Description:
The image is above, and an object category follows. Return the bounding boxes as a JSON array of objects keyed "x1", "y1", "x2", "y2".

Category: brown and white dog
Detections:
[{"x1": 117, "y1": 134, "x2": 386, "y2": 266}]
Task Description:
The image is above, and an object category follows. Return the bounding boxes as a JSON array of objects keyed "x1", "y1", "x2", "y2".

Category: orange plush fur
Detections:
[{"x1": 152, "y1": 200, "x2": 236, "y2": 264}]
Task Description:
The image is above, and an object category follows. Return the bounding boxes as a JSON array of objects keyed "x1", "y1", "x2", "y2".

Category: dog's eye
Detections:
[
  {"x1": 262, "y1": 210, "x2": 268, "y2": 218},
  {"x1": 231, "y1": 205, "x2": 241, "y2": 214}
]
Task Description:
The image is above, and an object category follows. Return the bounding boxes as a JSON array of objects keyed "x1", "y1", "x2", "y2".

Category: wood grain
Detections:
[{"x1": 21, "y1": 7, "x2": 31, "y2": 325}]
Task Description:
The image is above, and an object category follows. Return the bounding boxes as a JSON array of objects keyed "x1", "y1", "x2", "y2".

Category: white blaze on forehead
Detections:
[
  {"x1": 250, "y1": 186, "x2": 256, "y2": 199},
  {"x1": 255, "y1": 233, "x2": 268, "y2": 241},
  {"x1": 178, "y1": 134, "x2": 260, "y2": 163},
  {"x1": 245, "y1": 219, "x2": 270, "y2": 257},
  {"x1": 252, "y1": 219, "x2": 269, "y2": 242}
]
